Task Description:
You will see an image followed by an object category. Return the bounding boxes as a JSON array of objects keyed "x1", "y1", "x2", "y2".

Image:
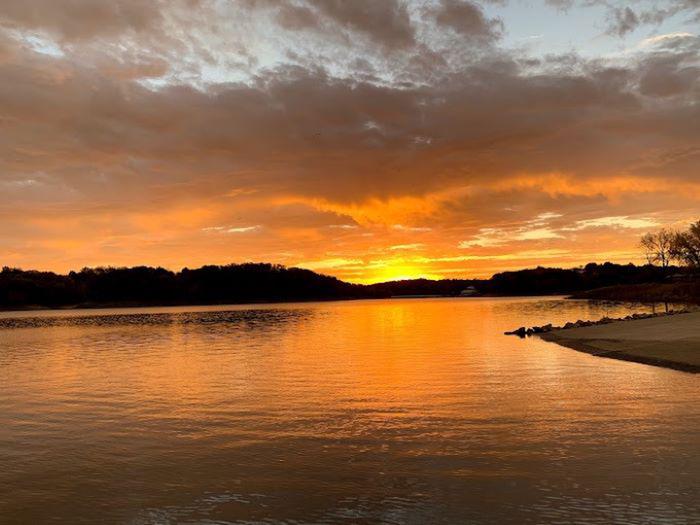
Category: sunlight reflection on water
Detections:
[{"x1": 0, "y1": 298, "x2": 698, "y2": 524}]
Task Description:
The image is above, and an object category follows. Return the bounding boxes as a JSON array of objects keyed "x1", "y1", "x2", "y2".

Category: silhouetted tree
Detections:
[
  {"x1": 670, "y1": 221, "x2": 700, "y2": 268},
  {"x1": 640, "y1": 228, "x2": 674, "y2": 267}
]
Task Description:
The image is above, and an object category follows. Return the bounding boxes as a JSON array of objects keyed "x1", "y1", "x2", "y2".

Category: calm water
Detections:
[{"x1": 0, "y1": 297, "x2": 698, "y2": 524}]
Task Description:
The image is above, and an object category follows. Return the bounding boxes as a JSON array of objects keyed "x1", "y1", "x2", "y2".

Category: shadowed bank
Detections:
[{"x1": 540, "y1": 312, "x2": 700, "y2": 374}]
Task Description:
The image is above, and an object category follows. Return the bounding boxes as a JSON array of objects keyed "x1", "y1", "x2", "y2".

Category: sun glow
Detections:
[{"x1": 351, "y1": 260, "x2": 442, "y2": 284}]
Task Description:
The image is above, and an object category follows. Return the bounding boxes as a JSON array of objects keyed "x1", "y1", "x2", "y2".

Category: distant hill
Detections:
[
  {"x1": 364, "y1": 278, "x2": 479, "y2": 298},
  {"x1": 0, "y1": 261, "x2": 691, "y2": 310}
]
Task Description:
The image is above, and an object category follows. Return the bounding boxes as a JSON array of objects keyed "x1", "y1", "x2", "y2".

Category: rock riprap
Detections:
[{"x1": 504, "y1": 309, "x2": 692, "y2": 337}]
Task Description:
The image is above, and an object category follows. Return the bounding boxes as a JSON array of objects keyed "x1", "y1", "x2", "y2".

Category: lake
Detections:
[{"x1": 1, "y1": 297, "x2": 698, "y2": 524}]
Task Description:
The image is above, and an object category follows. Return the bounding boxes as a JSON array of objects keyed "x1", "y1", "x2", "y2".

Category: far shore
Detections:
[{"x1": 540, "y1": 312, "x2": 700, "y2": 373}]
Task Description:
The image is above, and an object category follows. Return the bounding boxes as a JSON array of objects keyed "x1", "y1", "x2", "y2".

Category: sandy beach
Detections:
[{"x1": 541, "y1": 312, "x2": 700, "y2": 373}]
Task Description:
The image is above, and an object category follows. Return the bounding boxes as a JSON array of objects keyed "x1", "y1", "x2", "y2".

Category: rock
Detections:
[{"x1": 505, "y1": 327, "x2": 528, "y2": 337}]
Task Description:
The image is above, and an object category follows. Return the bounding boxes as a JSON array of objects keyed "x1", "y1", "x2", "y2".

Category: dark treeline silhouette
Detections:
[
  {"x1": 364, "y1": 278, "x2": 478, "y2": 297},
  {"x1": 0, "y1": 261, "x2": 690, "y2": 310},
  {"x1": 481, "y1": 262, "x2": 683, "y2": 296},
  {"x1": 0, "y1": 264, "x2": 363, "y2": 309}
]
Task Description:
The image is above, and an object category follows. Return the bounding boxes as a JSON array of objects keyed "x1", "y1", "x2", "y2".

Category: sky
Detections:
[{"x1": 0, "y1": 0, "x2": 699, "y2": 283}]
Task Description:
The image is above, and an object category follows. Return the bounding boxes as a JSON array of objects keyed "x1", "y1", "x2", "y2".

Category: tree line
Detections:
[
  {"x1": 0, "y1": 264, "x2": 364, "y2": 309},
  {"x1": 0, "y1": 261, "x2": 680, "y2": 310},
  {"x1": 640, "y1": 220, "x2": 700, "y2": 268}
]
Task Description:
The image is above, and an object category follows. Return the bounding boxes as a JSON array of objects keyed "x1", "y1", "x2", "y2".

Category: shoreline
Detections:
[
  {"x1": 538, "y1": 312, "x2": 700, "y2": 374},
  {"x1": 540, "y1": 333, "x2": 700, "y2": 374}
]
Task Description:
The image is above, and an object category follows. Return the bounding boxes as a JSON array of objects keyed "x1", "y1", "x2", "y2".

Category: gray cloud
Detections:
[
  {"x1": 607, "y1": 7, "x2": 640, "y2": 37},
  {"x1": 598, "y1": 1, "x2": 700, "y2": 37},
  {"x1": 430, "y1": 0, "x2": 503, "y2": 41},
  {"x1": 639, "y1": 57, "x2": 700, "y2": 97},
  {"x1": 305, "y1": 0, "x2": 416, "y2": 51},
  {"x1": 1, "y1": 34, "x2": 698, "y2": 213},
  {"x1": 0, "y1": 0, "x2": 166, "y2": 41},
  {"x1": 275, "y1": 3, "x2": 319, "y2": 30}
]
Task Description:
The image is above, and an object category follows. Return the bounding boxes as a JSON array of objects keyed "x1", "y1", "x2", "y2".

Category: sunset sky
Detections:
[{"x1": 1, "y1": 1, "x2": 699, "y2": 283}]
